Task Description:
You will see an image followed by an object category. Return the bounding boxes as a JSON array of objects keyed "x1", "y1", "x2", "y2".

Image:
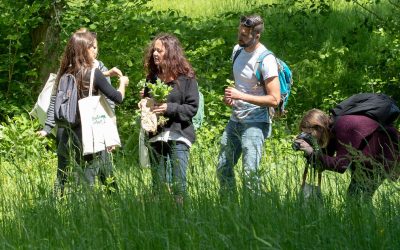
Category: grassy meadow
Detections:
[
  {"x1": 1, "y1": 0, "x2": 400, "y2": 249},
  {"x1": 147, "y1": 0, "x2": 276, "y2": 17}
]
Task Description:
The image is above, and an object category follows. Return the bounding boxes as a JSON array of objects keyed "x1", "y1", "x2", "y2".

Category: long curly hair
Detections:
[
  {"x1": 144, "y1": 33, "x2": 195, "y2": 81},
  {"x1": 56, "y1": 29, "x2": 97, "y2": 93}
]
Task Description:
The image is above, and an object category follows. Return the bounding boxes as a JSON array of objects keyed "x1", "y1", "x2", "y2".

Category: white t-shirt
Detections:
[
  {"x1": 149, "y1": 131, "x2": 192, "y2": 148},
  {"x1": 230, "y1": 44, "x2": 279, "y2": 123}
]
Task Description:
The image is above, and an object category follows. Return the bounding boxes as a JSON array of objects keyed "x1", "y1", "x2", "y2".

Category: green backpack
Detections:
[{"x1": 192, "y1": 90, "x2": 204, "y2": 130}]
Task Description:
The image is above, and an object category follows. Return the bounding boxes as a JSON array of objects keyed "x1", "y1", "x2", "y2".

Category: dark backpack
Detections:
[
  {"x1": 330, "y1": 93, "x2": 400, "y2": 125},
  {"x1": 233, "y1": 48, "x2": 293, "y2": 116},
  {"x1": 54, "y1": 73, "x2": 79, "y2": 126}
]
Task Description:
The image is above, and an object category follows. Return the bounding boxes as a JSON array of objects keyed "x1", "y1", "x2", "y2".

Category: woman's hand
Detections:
[
  {"x1": 117, "y1": 76, "x2": 129, "y2": 99},
  {"x1": 153, "y1": 103, "x2": 167, "y2": 115},
  {"x1": 119, "y1": 76, "x2": 129, "y2": 86},
  {"x1": 295, "y1": 139, "x2": 314, "y2": 156},
  {"x1": 104, "y1": 67, "x2": 123, "y2": 77}
]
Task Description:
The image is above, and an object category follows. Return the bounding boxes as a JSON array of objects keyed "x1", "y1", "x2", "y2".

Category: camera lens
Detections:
[{"x1": 292, "y1": 141, "x2": 300, "y2": 151}]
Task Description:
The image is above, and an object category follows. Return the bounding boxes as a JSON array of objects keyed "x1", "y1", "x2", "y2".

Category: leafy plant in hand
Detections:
[
  {"x1": 147, "y1": 79, "x2": 173, "y2": 103},
  {"x1": 139, "y1": 79, "x2": 173, "y2": 127},
  {"x1": 226, "y1": 79, "x2": 235, "y2": 87}
]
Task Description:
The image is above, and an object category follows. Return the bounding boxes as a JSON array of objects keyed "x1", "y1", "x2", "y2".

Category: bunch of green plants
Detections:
[
  {"x1": 145, "y1": 79, "x2": 173, "y2": 103},
  {"x1": 226, "y1": 79, "x2": 235, "y2": 87},
  {"x1": 138, "y1": 78, "x2": 173, "y2": 127},
  {"x1": 0, "y1": 0, "x2": 55, "y2": 121}
]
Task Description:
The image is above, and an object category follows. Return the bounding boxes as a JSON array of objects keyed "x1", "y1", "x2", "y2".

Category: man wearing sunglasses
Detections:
[{"x1": 217, "y1": 15, "x2": 281, "y2": 194}]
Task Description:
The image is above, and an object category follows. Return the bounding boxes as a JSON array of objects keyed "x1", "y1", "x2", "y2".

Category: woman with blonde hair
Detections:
[{"x1": 296, "y1": 108, "x2": 400, "y2": 200}]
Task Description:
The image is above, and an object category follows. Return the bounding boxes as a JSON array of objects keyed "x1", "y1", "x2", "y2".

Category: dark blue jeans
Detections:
[
  {"x1": 83, "y1": 150, "x2": 118, "y2": 192},
  {"x1": 149, "y1": 141, "x2": 190, "y2": 196}
]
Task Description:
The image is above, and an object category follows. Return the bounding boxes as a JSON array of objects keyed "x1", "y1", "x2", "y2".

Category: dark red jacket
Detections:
[{"x1": 319, "y1": 115, "x2": 399, "y2": 178}]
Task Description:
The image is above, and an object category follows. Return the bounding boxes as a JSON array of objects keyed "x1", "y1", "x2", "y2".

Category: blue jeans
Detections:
[
  {"x1": 84, "y1": 150, "x2": 118, "y2": 192},
  {"x1": 149, "y1": 141, "x2": 190, "y2": 196},
  {"x1": 217, "y1": 120, "x2": 271, "y2": 192}
]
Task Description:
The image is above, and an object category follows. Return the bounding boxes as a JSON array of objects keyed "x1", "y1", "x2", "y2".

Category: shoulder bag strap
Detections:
[
  {"x1": 89, "y1": 68, "x2": 95, "y2": 97},
  {"x1": 254, "y1": 49, "x2": 273, "y2": 83},
  {"x1": 232, "y1": 47, "x2": 243, "y2": 65}
]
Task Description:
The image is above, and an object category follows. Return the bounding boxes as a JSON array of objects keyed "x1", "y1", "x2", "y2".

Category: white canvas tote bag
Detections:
[
  {"x1": 79, "y1": 69, "x2": 121, "y2": 155},
  {"x1": 30, "y1": 73, "x2": 56, "y2": 126}
]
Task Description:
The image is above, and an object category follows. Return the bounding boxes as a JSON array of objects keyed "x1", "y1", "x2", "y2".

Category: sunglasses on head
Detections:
[{"x1": 240, "y1": 16, "x2": 255, "y2": 28}]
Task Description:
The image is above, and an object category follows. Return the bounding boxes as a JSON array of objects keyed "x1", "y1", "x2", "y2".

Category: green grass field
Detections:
[
  {"x1": 1, "y1": 115, "x2": 400, "y2": 248},
  {"x1": 147, "y1": 0, "x2": 276, "y2": 17}
]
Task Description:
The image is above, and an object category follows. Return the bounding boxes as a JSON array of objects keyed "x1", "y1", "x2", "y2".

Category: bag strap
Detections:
[
  {"x1": 318, "y1": 171, "x2": 322, "y2": 187},
  {"x1": 254, "y1": 49, "x2": 273, "y2": 84},
  {"x1": 233, "y1": 48, "x2": 274, "y2": 83},
  {"x1": 301, "y1": 164, "x2": 322, "y2": 188},
  {"x1": 232, "y1": 47, "x2": 243, "y2": 65},
  {"x1": 89, "y1": 68, "x2": 95, "y2": 97},
  {"x1": 301, "y1": 165, "x2": 308, "y2": 187}
]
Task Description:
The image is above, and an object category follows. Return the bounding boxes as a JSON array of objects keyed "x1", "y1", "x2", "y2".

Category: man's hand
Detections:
[
  {"x1": 225, "y1": 87, "x2": 243, "y2": 100},
  {"x1": 153, "y1": 103, "x2": 167, "y2": 115},
  {"x1": 224, "y1": 96, "x2": 235, "y2": 106},
  {"x1": 107, "y1": 146, "x2": 116, "y2": 152}
]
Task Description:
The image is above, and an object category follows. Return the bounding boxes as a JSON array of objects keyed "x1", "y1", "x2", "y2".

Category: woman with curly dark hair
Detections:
[{"x1": 143, "y1": 33, "x2": 199, "y2": 202}]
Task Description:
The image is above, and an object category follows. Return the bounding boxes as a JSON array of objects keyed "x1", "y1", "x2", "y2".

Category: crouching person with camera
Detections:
[{"x1": 295, "y1": 109, "x2": 400, "y2": 201}]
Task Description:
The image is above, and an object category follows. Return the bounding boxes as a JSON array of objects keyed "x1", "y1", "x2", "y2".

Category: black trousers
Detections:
[{"x1": 54, "y1": 126, "x2": 117, "y2": 196}]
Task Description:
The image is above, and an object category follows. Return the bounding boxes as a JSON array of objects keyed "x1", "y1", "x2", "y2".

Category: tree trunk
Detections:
[{"x1": 31, "y1": 1, "x2": 65, "y2": 84}]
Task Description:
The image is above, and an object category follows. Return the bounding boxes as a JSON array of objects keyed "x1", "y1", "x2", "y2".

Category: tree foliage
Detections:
[{"x1": 0, "y1": 0, "x2": 399, "y2": 138}]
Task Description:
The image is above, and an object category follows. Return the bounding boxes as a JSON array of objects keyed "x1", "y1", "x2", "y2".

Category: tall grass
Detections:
[{"x1": 1, "y1": 124, "x2": 400, "y2": 248}]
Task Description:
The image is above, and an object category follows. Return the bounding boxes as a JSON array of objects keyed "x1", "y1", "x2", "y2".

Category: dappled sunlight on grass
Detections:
[{"x1": 148, "y1": 0, "x2": 277, "y2": 18}]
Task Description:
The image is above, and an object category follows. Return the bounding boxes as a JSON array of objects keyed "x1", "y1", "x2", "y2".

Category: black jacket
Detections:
[{"x1": 146, "y1": 75, "x2": 199, "y2": 144}]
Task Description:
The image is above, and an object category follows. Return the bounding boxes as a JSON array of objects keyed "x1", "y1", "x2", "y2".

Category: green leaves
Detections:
[
  {"x1": 0, "y1": 114, "x2": 54, "y2": 162},
  {"x1": 226, "y1": 79, "x2": 235, "y2": 87},
  {"x1": 146, "y1": 79, "x2": 173, "y2": 103}
]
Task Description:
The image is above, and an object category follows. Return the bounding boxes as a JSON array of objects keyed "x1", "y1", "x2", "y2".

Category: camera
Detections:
[{"x1": 292, "y1": 132, "x2": 314, "y2": 151}]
